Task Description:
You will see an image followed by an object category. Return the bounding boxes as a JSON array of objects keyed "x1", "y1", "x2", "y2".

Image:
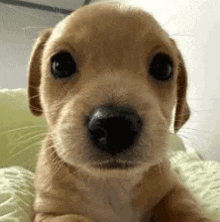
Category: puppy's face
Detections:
[{"x1": 29, "y1": 2, "x2": 189, "y2": 178}]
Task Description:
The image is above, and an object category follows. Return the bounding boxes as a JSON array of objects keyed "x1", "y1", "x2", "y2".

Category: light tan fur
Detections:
[{"x1": 28, "y1": 2, "x2": 216, "y2": 222}]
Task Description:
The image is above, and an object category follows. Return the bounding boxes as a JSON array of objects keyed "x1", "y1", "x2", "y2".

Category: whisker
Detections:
[
  {"x1": 0, "y1": 125, "x2": 47, "y2": 135},
  {"x1": 9, "y1": 132, "x2": 46, "y2": 155},
  {"x1": 15, "y1": 130, "x2": 47, "y2": 142},
  {"x1": 0, "y1": 140, "x2": 42, "y2": 168}
]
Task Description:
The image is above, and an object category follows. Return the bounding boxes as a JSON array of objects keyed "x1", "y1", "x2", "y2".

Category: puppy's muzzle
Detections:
[{"x1": 88, "y1": 106, "x2": 143, "y2": 155}]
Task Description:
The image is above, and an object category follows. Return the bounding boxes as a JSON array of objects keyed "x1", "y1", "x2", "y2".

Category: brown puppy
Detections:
[{"x1": 28, "y1": 2, "x2": 216, "y2": 222}]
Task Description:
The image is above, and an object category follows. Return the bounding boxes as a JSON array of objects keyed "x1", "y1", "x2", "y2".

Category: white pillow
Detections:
[{"x1": 0, "y1": 166, "x2": 34, "y2": 222}]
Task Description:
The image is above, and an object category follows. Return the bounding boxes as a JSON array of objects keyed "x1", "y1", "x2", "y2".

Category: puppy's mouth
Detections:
[{"x1": 91, "y1": 161, "x2": 138, "y2": 170}]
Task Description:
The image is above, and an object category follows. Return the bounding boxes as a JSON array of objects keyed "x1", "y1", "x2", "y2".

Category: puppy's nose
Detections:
[{"x1": 88, "y1": 106, "x2": 142, "y2": 155}]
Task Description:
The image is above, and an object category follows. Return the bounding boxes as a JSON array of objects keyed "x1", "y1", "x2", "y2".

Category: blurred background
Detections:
[{"x1": 0, "y1": 0, "x2": 220, "y2": 162}]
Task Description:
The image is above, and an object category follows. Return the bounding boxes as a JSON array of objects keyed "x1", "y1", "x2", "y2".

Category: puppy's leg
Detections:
[
  {"x1": 35, "y1": 214, "x2": 93, "y2": 222},
  {"x1": 152, "y1": 182, "x2": 215, "y2": 222}
]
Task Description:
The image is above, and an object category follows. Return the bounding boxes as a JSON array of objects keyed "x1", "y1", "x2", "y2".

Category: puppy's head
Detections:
[{"x1": 28, "y1": 2, "x2": 190, "y2": 178}]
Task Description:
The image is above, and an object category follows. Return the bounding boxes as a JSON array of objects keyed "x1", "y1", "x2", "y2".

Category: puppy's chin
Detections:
[
  {"x1": 78, "y1": 158, "x2": 162, "y2": 179},
  {"x1": 91, "y1": 161, "x2": 138, "y2": 170}
]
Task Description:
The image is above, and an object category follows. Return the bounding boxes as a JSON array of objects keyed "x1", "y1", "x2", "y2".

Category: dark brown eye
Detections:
[
  {"x1": 149, "y1": 53, "x2": 173, "y2": 81},
  {"x1": 51, "y1": 52, "x2": 77, "y2": 79}
]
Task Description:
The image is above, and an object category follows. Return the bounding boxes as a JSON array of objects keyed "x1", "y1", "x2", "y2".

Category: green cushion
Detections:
[{"x1": 0, "y1": 88, "x2": 47, "y2": 172}]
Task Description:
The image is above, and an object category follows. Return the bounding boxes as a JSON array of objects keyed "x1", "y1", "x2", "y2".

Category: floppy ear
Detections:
[
  {"x1": 28, "y1": 29, "x2": 52, "y2": 116},
  {"x1": 172, "y1": 40, "x2": 190, "y2": 132}
]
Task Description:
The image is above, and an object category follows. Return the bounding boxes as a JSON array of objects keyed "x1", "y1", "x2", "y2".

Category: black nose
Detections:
[{"x1": 88, "y1": 106, "x2": 142, "y2": 155}]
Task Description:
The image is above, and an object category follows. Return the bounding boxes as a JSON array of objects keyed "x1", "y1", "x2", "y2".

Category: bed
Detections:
[{"x1": 0, "y1": 88, "x2": 219, "y2": 221}]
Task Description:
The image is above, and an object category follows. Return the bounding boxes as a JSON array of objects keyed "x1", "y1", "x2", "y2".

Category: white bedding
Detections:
[
  {"x1": 170, "y1": 150, "x2": 220, "y2": 221},
  {"x1": 0, "y1": 166, "x2": 34, "y2": 222}
]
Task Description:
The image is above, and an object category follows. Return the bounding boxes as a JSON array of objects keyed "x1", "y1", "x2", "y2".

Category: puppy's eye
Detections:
[
  {"x1": 149, "y1": 53, "x2": 173, "y2": 81},
  {"x1": 51, "y1": 52, "x2": 77, "y2": 79}
]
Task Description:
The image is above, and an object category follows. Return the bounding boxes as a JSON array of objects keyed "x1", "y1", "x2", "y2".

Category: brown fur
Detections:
[{"x1": 28, "y1": 2, "x2": 216, "y2": 222}]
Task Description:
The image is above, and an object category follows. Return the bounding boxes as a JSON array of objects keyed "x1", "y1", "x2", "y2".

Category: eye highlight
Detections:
[
  {"x1": 149, "y1": 53, "x2": 173, "y2": 81},
  {"x1": 51, "y1": 52, "x2": 77, "y2": 79}
]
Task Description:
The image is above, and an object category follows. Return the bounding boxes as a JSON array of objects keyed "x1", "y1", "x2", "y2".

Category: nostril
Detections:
[
  {"x1": 87, "y1": 106, "x2": 142, "y2": 155},
  {"x1": 93, "y1": 128, "x2": 106, "y2": 140},
  {"x1": 89, "y1": 126, "x2": 107, "y2": 145}
]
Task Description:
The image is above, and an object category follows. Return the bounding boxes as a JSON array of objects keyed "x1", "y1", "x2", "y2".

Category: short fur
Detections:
[{"x1": 28, "y1": 2, "x2": 216, "y2": 222}]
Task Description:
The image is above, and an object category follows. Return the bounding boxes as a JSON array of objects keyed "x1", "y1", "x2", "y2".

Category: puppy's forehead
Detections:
[{"x1": 51, "y1": 3, "x2": 168, "y2": 44}]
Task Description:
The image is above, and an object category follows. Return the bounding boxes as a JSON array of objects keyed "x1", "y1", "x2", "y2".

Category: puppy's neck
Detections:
[{"x1": 77, "y1": 170, "x2": 146, "y2": 222}]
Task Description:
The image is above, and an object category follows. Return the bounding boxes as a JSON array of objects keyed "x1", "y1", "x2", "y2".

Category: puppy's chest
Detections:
[{"x1": 77, "y1": 178, "x2": 151, "y2": 222}]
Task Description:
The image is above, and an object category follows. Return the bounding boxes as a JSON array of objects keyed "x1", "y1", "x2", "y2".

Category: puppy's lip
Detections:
[{"x1": 91, "y1": 161, "x2": 138, "y2": 170}]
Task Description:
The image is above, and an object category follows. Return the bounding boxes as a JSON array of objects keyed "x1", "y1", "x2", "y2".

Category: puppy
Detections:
[{"x1": 28, "y1": 2, "x2": 217, "y2": 222}]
